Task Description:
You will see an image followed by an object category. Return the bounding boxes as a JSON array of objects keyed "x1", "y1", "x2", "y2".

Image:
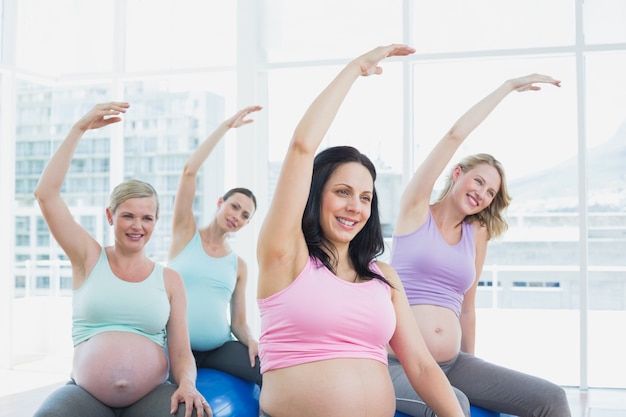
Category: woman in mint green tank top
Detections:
[
  {"x1": 168, "y1": 106, "x2": 263, "y2": 387},
  {"x1": 33, "y1": 103, "x2": 211, "y2": 417}
]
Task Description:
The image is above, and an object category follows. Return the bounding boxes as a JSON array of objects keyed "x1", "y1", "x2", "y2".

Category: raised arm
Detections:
[
  {"x1": 256, "y1": 44, "x2": 415, "y2": 297},
  {"x1": 395, "y1": 74, "x2": 561, "y2": 235},
  {"x1": 169, "y1": 106, "x2": 262, "y2": 260},
  {"x1": 33, "y1": 102, "x2": 129, "y2": 282}
]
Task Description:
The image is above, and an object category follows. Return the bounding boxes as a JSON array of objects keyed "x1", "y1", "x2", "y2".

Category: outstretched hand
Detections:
[
  {"x1": 354, "y1": 44, "x2": 416, "y2": 77},
  {"x1": 224, "y1": 105, "x2": 263, "y2": 129},
  {"x1": 510, "y1": 74, "x2": 561, "y2": 92},
  {"x1": 74, "y1": 102, "x2": 129, "y2": 132}
]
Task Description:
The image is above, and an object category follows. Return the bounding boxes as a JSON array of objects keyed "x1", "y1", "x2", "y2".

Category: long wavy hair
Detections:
[
  {"x1": 434, "y1": 153, "x2": 511, "y2": 239},
  {"x1": 301, "y1": 146, "x2": 390, "y2": 285}
]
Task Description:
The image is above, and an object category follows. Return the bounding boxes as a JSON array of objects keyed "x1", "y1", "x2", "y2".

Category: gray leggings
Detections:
[
  {"x1": 389, "y1": 353, "x2": 571, "y2": 417},
  {"x1": 33, "y1": 380, "x2": 203, "y2": 417}
]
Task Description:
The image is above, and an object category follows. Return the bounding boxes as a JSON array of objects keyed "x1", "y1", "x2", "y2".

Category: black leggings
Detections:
[{"x1": 193, "y1": 340, "x2": 262, "y2": 386}]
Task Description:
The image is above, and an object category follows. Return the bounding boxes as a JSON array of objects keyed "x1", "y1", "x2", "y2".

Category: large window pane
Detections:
[
  {"x1": 584, "y1": 0, "x2": 626, "y2": 45},
  {"x1": 264, "y1": 0, "x2": 403, "y2": 63},
  {"x1": 412, "y1": 56, "x2": 579, "y2": 386},
  {"x1": 125, "y1": 0, "x2": 237, "y2": 71},
  {"x1": 267, "y1": 62, "x2": 405, "y2": 235},
  {"x1": 586, "y1": 51, "x2": 626, "y2": 388},
  {"x1": 123, "y1": 72, "x2": 235, "y2": 260},
  {"x1": 16, "y1": 0, "x2": 114, "y2": 75},
  {"x1": 412, "y1": 0, "x2": 575, "y2": 53}
]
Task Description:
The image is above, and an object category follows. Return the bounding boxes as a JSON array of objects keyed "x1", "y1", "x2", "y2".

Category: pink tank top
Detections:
[
  {"x1": 257, "y1": 257, "x2": 395, "y2": 373},
  {"x1": 390, "y1": 209, "x2": 476, "y2": 317}
]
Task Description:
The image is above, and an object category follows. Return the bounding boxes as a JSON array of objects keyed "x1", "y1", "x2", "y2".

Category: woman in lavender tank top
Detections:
[{"x1": 388, "y1": 76, "x2": 571, "y2": 417}]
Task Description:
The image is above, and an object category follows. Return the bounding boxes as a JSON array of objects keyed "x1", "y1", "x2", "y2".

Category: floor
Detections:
[{"x1": 1, "y1": 361, "x2": 625, "y2": 417}]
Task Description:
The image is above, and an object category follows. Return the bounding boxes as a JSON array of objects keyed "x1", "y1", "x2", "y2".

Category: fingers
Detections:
[
  {"x1": 512, "y1": 74, "x2": 561, "y2": 92},
  {"x1": 96, "y1": 101, "x2": 130, "y2": 116},
  {"x1": 227, "y1": 105, "x2": 263, "y2": 128},
  {"x1": 244, "y1": 105, "x2": 263, "y2": 114},
  {"x1": 358, "y1": 44, "x2": 415, "y2": 76},
  {"x1": 385, "y1": 43, "x2": 416, "y2": 58},
  {"x1": 201, "y1": 399, "x2": 213, "y2": 417}
]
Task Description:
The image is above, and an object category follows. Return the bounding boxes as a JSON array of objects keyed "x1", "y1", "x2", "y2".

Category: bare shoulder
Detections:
[
  {"x1": 473, "y1": 220, "x2": 489, "y2": 240},
  {"x1": 237, "y1": 255, "x2": 248, "y2": 269},
  {"x1": 163, "y1": 265, "x2": 184, "y2": 295},
  {"x1": 374, "y1": 261, "x2": 402, "y2": 286}
]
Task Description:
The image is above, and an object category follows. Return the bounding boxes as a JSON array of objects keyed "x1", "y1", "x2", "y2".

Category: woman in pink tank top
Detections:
[{"x1": 256, "y1": 44, "x2": 465, "y2": 417}]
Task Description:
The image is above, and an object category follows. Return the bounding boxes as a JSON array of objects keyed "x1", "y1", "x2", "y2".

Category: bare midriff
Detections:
[
  {"x1": 260, "y1": 358, "x2": 395, "y2": 417},
  {"x1": 72, "y1": 331, "x2": 168, "y2": 407},
  {"x1": 410, "y1": 304, "x2": 462, "y2": 363}
]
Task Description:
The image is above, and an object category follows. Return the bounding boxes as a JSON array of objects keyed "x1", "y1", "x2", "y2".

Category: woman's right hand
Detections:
[
  {"x1": 224, "y1": 105, "x2": 263, "y2": 129},
  {"x1": 508, "y1": 74, "x2": 561, "y2": 92},
  {"x1": 353, "y1": 44, "x2": 416, "y2": 77},
  {"x1": 74, "y1": 102, "x2": 129, "y2": 132}
]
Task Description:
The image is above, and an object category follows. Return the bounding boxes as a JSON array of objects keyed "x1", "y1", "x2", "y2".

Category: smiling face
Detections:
[
  {"x1": 106, "y1": 196, "x2": 158, "y2": 251},
  {"x1": 216, "y1": 192, "x2": 256, "y2": 232},
  {"x1": 319, "y1": 162, "x2": 374, "y2": 247},
  {"x1": 452, "y1": 163, "x2": 502, "y2": 214}
]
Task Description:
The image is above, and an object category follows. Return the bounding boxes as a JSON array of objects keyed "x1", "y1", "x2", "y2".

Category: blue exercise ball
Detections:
[
  {"x1": 195, "y1": 368, "x2": 260, "y2": 417},
  {"x1": 469, "y1": 405, "x2": 501, "y2": 417}
]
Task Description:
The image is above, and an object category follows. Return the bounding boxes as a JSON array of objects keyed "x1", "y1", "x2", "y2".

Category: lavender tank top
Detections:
[{"x1": 389, "y1": 209, "x2": 475, "y2": 317}]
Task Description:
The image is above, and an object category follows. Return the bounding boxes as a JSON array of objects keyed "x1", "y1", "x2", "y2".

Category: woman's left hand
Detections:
[
  {"x1": 353, "y1": 44, "x2": 416, "y2": 77},
  {"x1": 248, "y1": 339, "x2": 259, "y2": 367},
  {"x1": 170, "y1": 381, "x2": 212, "y2": 417}
]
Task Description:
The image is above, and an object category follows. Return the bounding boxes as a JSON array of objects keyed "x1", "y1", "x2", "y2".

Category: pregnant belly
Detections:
[
  {"x1": 411, "y1": 304, "x2": 463, "y2": 362},
  {"x1": 72, "y1": 331, "x2": 169, "y2": 407},
  {"x1": 261, "y1": 359, "x2": 395, "y2": 417}
]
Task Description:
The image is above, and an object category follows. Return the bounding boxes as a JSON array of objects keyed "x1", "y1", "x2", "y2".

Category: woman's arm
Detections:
[
  {"x1": 395, "y1": 74, "x2": 561, "y2": 235},
  {"x1": 165, "y1": 267, "x2": 212, "y2": 417},
  {"x1": 230, "y1": 257, "x2": 258, "y2": 366},
  {"x1": 382, "y1": 262, "x2": 465, "y2": 417},
  {"x1": 169, "y1": 106, "x2": 262, "y2": 260},
  {"x1": 33, "y1": 102, "x2": 129, "y2": 284},
  {"x1": 257, "y1": 44, "x2": 415, "y2": 298},
  {"x1": 460, "y1": 223, "x2": 489, "y2": 354}
]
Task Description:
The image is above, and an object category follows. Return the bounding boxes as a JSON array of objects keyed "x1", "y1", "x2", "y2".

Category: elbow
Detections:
[
  {"x1": 289, "y1": 134, "x2": 317, "y2": 156},
  {"x1": 33, "y1": 184, "x2": 48, "y2": 205},
  {"x1": 181, "y1": 163, "x2": 198, "y2": 178},
  {"x1": 445, "y1": 126, "x2": 467, "y2": 145}
]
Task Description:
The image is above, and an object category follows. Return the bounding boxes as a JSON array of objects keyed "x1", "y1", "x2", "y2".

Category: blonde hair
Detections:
[
  {"x1": 109, "y1": 179, "x2": 160, "y2": 218},
  {"x1": 435, "y1": 153, "x2": 511, "y2": 239}
]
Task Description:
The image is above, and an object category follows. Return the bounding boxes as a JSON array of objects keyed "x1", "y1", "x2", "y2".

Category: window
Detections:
[{"x1": 3, "y1": 0, "x2": 626, "y2": 390}]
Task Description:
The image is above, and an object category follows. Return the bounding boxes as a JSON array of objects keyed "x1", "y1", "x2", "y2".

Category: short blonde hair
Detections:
[{"x1": 109, "y1": 179, "x2": 160, "y2": 218}]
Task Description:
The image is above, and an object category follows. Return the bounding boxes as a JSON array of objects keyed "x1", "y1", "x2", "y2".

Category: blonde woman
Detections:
[{"x1": 33, "y1": 102, "x2": 211, "y2": 417}]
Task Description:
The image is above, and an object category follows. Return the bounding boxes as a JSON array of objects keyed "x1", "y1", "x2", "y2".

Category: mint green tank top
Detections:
[
  {"x1": 168, "y1": 231, "x2": 238, "y2": 351},
  {"x1": 72, "y1": 248, "x2": 170, "y2": 347}
]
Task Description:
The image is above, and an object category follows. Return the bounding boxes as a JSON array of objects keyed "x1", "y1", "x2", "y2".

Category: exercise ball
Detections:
[
  {"x1": 469, "y1": 405, "x2": 501, "y2": 417},
  {"x1": 195, "y1": 368, "x2": 260, "y2": 417}
]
